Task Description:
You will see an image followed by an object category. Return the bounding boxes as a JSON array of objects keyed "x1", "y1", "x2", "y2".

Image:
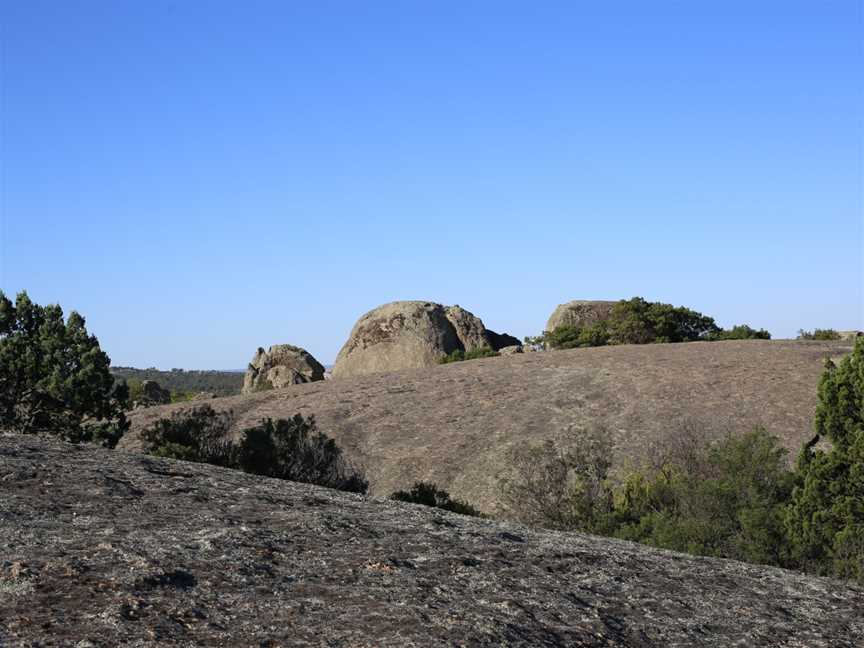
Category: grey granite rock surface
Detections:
[{"x1": 2, "y1": 435, "x2": 862, "y2": 647}]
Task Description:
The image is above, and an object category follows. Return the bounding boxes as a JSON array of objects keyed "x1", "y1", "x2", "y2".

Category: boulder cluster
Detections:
[{"x1": 241, "y1": 344, "x2": 326, "y2": 394}]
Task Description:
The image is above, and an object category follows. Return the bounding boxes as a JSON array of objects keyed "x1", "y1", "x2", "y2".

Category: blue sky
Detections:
[{"x1": 1, "y1": 1, "x2": 862, "y2": 368}]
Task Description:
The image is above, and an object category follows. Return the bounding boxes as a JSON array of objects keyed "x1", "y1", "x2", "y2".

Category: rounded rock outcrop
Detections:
[
  {"x1": 332, "y1": 301, "x2": 518, "y2": 378},
  {"x1": 242, "y1": 344, "x2": 325, "y2": 394},
  {"x1": 545, "y1": 300, "x2": 617, "y2": 333}
]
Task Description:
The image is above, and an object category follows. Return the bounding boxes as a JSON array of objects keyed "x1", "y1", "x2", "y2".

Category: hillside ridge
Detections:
[{"x1": 124, "y1": 339, "x2": 853, "y2": 512}]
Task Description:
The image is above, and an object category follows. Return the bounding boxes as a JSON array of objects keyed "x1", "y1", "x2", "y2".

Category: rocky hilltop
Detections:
[
  {"x1": 331, "y1": 301, "x2": 519, "y2": 377},
  {"x1": 2, "y1": 435, "x2": 861, "y2": 647},
  {"x1": 125, "y1": 339, "x2": 852, "y2": 513}
]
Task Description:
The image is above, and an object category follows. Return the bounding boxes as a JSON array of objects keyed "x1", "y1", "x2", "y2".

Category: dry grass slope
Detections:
[{"x1": 124, "y1": 339, "x2": 852, "y2": 513}]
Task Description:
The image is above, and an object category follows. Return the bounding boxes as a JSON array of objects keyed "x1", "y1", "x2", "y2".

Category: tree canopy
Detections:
[{"x1": 0, "y1": 291, "x2": 128, "y2": 446}]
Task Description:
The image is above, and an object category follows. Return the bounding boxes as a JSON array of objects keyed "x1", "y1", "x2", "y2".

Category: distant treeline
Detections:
[{"x1": 110, "y1": 367, "x2": 243, "y2": 397}]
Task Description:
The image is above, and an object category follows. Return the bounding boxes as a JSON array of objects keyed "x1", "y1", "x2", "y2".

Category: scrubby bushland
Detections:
[
  {"x1": 0, "y1": 291, "x2": 129, "y2": 447},
  {"x1": 785, "y1": 338, "x2": 864, "y2": 581},
  {"x1": 139, "y1": 405, "x2": 235, "y2": 465},
  {"x1": 140, "y1": 406, "x2": 368, "y2": 493},
  {"x1": 390, "y1": 481, "x2": 482, "y2": 516},
  {"x1": 705, "y1": 325, "x2": 772, "y2": 341},
  {"x1": 110, "y1": 366, "x2": 243, "y2": 396},
  {"x1": 534, "y1": 297, "x2": 770, "y2": 349},
  {"x1": 503, "y1": 426, "x2": 795, "y2": 568},
  {"x1": 439, "y1": 347, "x2": 499, "y2": 363},
  {"x1": 503, "y1": 343, "x2": 864, "y2": 586},
  {"x1": 797, "y1": 329, "x2": 842, "y2": 341},
  {"x1": 502, "y1": 427, "x2": 614, "y2": 531}
]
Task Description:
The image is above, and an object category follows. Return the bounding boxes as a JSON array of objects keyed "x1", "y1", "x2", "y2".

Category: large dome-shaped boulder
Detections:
[
  {"x1": 546, "y1": 300, "x2": 617, "y2": 333},
  {"x1": 332, "y1": 301, "x2": 517, "y2": 378},
  {"x1": 242, "y1": 344, "x2": 325, "y2": 394}
]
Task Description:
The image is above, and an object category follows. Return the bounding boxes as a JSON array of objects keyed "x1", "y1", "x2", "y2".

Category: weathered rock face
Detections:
[
  {"x1": 546, "y1": 299, "x2": 617, "y2": 332},
  {"x1": 2, "y1": 435, "x2": 862, "y2": 647},
  {"x1": 444, "y1": 305, "x2": 490, "y2": 352},
  {"x1": 137, "y1": 380, "x2": 171, "y2": 407},
  {"x1": 332, "y1": 301, "x2": 518, "y2": 377},
  {"x1": 242, "y1": 344, "x2": 325, "y2": 393}
]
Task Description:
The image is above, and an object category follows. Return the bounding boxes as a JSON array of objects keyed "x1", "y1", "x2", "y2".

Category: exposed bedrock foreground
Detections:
[{"x1": 1, "y1": 436, "x2": 862, "y2": 647}]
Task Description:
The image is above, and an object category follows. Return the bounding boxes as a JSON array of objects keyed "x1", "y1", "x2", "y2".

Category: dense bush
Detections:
[
  {"x1": 797, "y1": 329, "x2": 842, "y2": 341},
  {"x1": 502, "y1": 409, "x2": 864, "y2": 581},
  {"x1": 705, "y1": 325, "x2": 772, "y2": 341},
  {"x1": 504, "y1": 426, "x2": 796, "y2": 565},
  {"x1": 535, "y1": 297, "x2": 769, "y2": 350},
  {"x1": 390, "y1": 481, "x2": 482, "y2": 516},
  {"x1": 139, "y1": 405, "x2": 234, "y2": 464},
  {"x1": 0, "y1": 291, "x2": 129, "y2": 447},
  {"x1": 439, "y1": 347, "x2": 499, "y2": 363},
  {"x1": 785, "y1": 338, "x2": 864, "y2": 581},
  {"x1": 140, "y1": 406, "x2": 368, "y2": 493}
]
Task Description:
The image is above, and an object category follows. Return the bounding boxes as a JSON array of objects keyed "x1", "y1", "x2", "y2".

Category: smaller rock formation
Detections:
[
  {"x1": 498, "y1": 345, "x2": 523, "y2": 356},
  {"x1": 242, "y1": 345, "x2": 325, "y2": 394},
  {"x1": 839, "y1": 330, "x2": 863, "y2": 341},
  {"x1": 136, "y1": 380, "x2": 171, "y2": 407},
  {"x1": 546, "y1": 300, "x2": 617, "y2": 333}
]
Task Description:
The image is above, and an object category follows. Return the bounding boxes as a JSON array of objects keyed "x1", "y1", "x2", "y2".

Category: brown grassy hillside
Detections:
[{"x1": 123, "y1": 340, "x2": 851, "y2": 513}]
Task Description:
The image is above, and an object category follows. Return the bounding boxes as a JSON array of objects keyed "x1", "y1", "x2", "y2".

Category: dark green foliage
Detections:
[
  {"x1": 503, "y1": 426, "x2": 797, "y2": 568},
  {"x1": 542, "y1": 323, "x2": 610, "y2": 350},
  {"x1": 785, "y1": 338, "x2": 864, "y2": 581},
  {"x1": 140, "y1": 406, "x2": 368, "y2": 493},
  {"x1": 612, "y1": 428, "x2": 795, "y2": 566},
  {"x1": 705, "y1": 325, "x2": 772, "y2": 341},
  {"x1": 139, "y1": 405, "x2": 235, "y2": 465},
  {"x1": 797, "y1": 329, "x2": 842, "y2": 341},
  {"x1": 236, "y1": 416, "x2": 368, "y2": 493},
  {"x1": 439, "y1": 347, "x2": 499, "y2": 363},
  {"x1": 110, "y1": 366, "x2": 243, "y2": 396},
  {"x1": 391, "y1": 481, "x2": 482, "y2": 516},
  {"x1": 0, "y1": 291, "x2": 128, "y2": 447},
  {"x1": 606, "y1": 297, "x2": 721, "y2": 344},
  {"x1": 536, "y1": 297, "x2": 768, "y2": 349}
]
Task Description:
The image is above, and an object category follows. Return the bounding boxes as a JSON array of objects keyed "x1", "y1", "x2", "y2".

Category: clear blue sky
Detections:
[{"x1": 1, "y1": 1, "x2": 862, "y2": 368}]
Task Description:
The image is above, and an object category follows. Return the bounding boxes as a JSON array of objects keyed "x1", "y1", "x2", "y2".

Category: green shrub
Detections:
[
  {"x1": 785, "y1": 338, "x2": 864, "y2": 581},
  {"x1": 502, "y1": 425, "x2": 797, "y2": 568},
  {"x1": 439, "y1": 347, "x2": 499, "y2": 363},
  {"x1": 502, "y1": 427, "x2": 614, "y2": 532},
  {"x1": 391, "y1": 481, "x2": 481, "y2": 516},
  {"x1": 533, "y1": 297, "x2": 769, "y2": 350},
  {"x1": 611, "y1": 427, "x2": 795, "y2": 566},
  {"x1": 706, "y1": 325, "x2": 771, "y2": 341},
  {"x1": 140, "y1": 406, "x2": 368, "y2": 493},
  {"x1": 139, "y1": 405, "x2": 235, "y2": 465},
  {"x1": 797, "y1": 329, "x2": 842, "y2": 341},
  {"x1": 0, "y1": 290, "x2": 129, "y2": 447},
  {"x1": 236, "y1": 415, "x2": 368, "y2": 493}
]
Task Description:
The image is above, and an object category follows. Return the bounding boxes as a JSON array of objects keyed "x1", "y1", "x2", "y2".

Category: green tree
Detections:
[
  {"x1": 0, "y1": 291, "x2": 128, "y2": 447},
  {"x1": 785, "y1": 338, "x2": 864, "y2": 581},
  {"x1": 706, "y1": 325, "x2": 771, "y2": 341},
  {"x1": 390, "y1": 481, "x2": 481, "y2": 516},
  {"x1": 797, "y1": 329, "x2": 842, "y2": 341}
]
